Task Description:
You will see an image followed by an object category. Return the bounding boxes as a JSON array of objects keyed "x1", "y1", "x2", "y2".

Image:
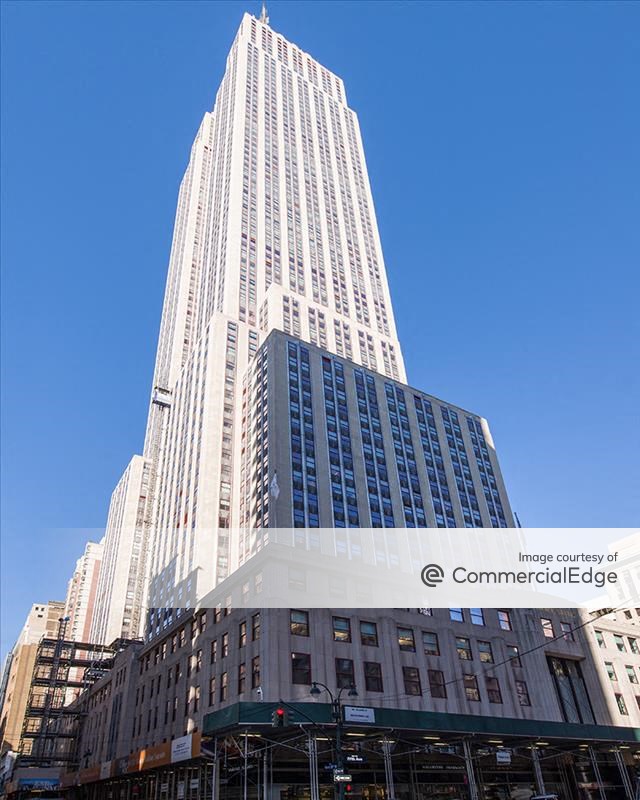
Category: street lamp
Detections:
[{"x1": 310, "y1": 682, "x2": 358, "y2": 799}]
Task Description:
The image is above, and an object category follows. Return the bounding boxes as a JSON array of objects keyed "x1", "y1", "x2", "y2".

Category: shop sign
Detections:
[
  {"x1": 171, "y1": 734, "x2": 193, "y2": 763},
  {"x1": 496, "y1": 750, "x2": 512, "y2": 765}
]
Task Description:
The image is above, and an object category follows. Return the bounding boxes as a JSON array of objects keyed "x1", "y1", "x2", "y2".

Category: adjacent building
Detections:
[
  {"x1": 0, "y1": 602, "x2": 65, "y2": 756},
  {"x1": 90, "y1": 456, "x2": 151, "y2": 645},
  {"x1": 64, "y1": 540, "x2": 104, "y2": 644}
]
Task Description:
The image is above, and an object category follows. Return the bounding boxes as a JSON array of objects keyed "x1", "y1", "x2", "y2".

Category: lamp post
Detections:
[{"x1": 310, "y1": 681, "x2": 358, "y2": 799}]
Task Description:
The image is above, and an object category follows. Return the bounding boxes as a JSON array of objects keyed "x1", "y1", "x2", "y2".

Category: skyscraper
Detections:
[
  {"x1": 19, "y1": 14, "x2": 640, "y2": 800},
  {"x1": 96, "y1": 10, "x2": 507, "y2": 636}
]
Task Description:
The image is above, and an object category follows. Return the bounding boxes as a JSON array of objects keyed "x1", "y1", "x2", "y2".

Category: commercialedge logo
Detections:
[
  {"x1": 421, "y1": 564, "x2": 618, "y2": 590},
  {"x1": 420, "y1": 564, "x2": 445, "y2": 588}
]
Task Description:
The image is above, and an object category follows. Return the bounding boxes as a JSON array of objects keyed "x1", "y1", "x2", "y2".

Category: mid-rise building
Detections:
[
  {"x1": 0, "y1": 602, "x2": 65, "y2": 756},
  {"x1": 54, "y1": 606, "x2": 640, "y2": 800}
]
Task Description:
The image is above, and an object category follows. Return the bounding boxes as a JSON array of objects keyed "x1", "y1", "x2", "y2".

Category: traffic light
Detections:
[
  {"x1": 271, "y1": 706, "x2": 288, "y2": 727},
  {"x1": 344, "y1": 785, "x2": 353, "y2": 795}
]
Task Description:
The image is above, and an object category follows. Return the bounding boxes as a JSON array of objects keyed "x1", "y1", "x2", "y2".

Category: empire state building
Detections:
[{"x1": 91, "y1": 11, "x2": 513, "y2": 643}]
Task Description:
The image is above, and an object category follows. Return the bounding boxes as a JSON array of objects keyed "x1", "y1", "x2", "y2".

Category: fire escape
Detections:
[{"x1": 17, "y1": 617, "x2": 118, "y2": 770}]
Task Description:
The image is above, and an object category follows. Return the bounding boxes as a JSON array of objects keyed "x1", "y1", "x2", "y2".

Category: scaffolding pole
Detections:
[
  {"x1": 308, "y1": 734, "x2": 320, "y2": 800},
  {"x1": 614, "y1": 747, "x2": 634, "y2": 800},
  {"x1": 531, "y1": 745, "x2": 546, "y2": 796},
  {"x1": 382, "y1": 738, "x2": 395, "y2": 800},
  {"x1": 462, "y1": 739, "x2": 480, "y2": 800},
  {"x1": 589, "y1": 746, "x2": 608, "y2": 800}
]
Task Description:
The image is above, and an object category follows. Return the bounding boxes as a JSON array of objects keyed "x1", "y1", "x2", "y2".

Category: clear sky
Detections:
[{"x1": 1, "y1": 0, "x2": 638, "y2": 659}]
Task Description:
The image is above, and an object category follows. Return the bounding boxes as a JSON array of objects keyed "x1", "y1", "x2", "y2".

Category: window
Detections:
[
  {"x1": 196, "y1": 649, "x2": 202, "y2": 673},
  {"x1": 364, "y1": 662, "x2": 383, "y2": 692},
  {"x1": 463, "y1": 675, "x2": 480, "y2": 701},
  {"x1": 178, "y1": 628, "x2": 186, "y2": 647},
  {"x1": 402, "y1": 666, "x2": 422, "y2": 696},
  {"x1": 252, "y1": 656, "x2": 260, "y2": 689},
  {"x1": 333, "y1": 617, "x2": 351, "y2": 642},
  {"x1": 422, "y1": 631, "x2": 440, "y2": 656},
  {"x1": 193, "y1": 685, "x2": 200, "y2": 712},
  {"x1": 335, "y1": 658, "x2": 355, "y2": 689},
  {"x1": 486, "y1": 677, "x2": 502, "y2": 703},
  {"x1": 616, "y1": 693, "x2": 629, "y2": 715},
  {"x1": 252, "y1": 613, "x2": 261, "y2": 641},
  {"x1": 397, "y1": 627, "x2": 416, "y2": 652},
  {"x1": 220, "y1": 672, "x2": 228, "y2": 701},
  {"x1": 614, "y1": 634, "x2": 627, "y2": 653},
  {"x1": 497, "y1": 610, "x2": 512, "y2": 631},
  {"x1": 360, "y1": 621, "x2": 378, "y2": 647},
  {"x1": 449, "y1": 608, "x2": 464, "y2": 623},
  {"x1": 290, "y1": 610, "x2": 309, "y2": 636},
  {"x1": 548, "y1": 656, "x2": 595, "y2": 724},
  {"x1": 516, "y1": 680, "x2": 531, "y2": 706},
  {"x1": 292, "y1": 653, "x2": 312, "y2": 685},
  {"x1": 238, "y1": 663, "x2": 246, "y2": 694},
  {"x1": 626, "y1": 665, "x2": 638, "y2": 684},
  {"x1": 560, "y1": 622, "x2": 574, "y2": 641},
  {"x1": 210, "y1": 640, "x2": 217, "y2": 664},
  {"x1": 456, "y1": 637, "x2": 472, "y2": 661},
  {"x1": 629, "y1": 637, "x2": 639, "y2": 655},
  {"x1": 428, "y1": 669, "x2": 446, "y2": 698},
  {"x1": 605, "y1": 662, "x2": 617, "y2": 681},
  {"x1": 470, "y1": 608, "x2": 485, "y2": 626},
  {"x1": 221, "y1": 632, "x2": 229, "y2": 657},
  {"x1": 541, "y1": 618, "x2": 554, "y2": 638},
  {"x1": 478, "y1": 641, "x2": 493, "y2": 663},
  {"x1": 506, "y1": 645, "x2": 521, "y2": 667},
  {"x1": 239, "y1": 621, "x2": 247, "y2": 647},
  {"x1": 208, "y1": 677, "x2": 216, "y2": 706},
  {"x1": 595, "y1": 630, "x2": 605, "y2": 648}
]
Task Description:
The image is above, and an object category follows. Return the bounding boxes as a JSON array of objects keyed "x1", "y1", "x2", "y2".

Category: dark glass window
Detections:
[
  {"x1": 335, "y1": 658, "x2": 355, "y2": 689},
  {"x1": 364, "y1": 662, "x2": 383, "y2": 692},
  {"x1": 402, "y1": 666, "x2": 422, "y2": 696},
  {"x1": 428, "y1": 669, "x2": 446, "y2": 699},
  {"x1": 292, "y1": 652, "x2": 312, "y2": 685}
]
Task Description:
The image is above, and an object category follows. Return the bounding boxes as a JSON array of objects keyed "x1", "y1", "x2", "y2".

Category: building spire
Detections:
[{"x1": 260, "y1": 1, "x2": 269, "y2": 25}]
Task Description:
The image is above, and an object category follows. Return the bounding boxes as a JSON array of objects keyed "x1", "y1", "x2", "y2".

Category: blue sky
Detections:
[{"x1": 1, "y1": 0, "x2": 638, "y2": 658}]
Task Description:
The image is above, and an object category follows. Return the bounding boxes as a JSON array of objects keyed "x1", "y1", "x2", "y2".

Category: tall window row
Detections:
[
  {"x1": 323, "y1": 357, "x2": 359, "y2": 527},
  {"x1": 414, "y1": 395, "x2": 456, "y2": 528},
  {"x1": 385, "y1": 384, "x2": 426, "y2": 527},
  {"x1": 355, "y1": 370, "x2": 394, "y2": 527},
  {"x1": 466, "y1": 416, "x2": 508, "y2": 528},
  {"x1": 288, "y1": 343, "x2": 319, "y2": 527},
  {"x1": 441, "y1": 407, "x2": 482, "y2": 528}
]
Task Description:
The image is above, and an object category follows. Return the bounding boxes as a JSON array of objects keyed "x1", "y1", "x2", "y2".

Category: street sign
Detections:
[
  {"x1": 343, "y1": 706, "x2": 375, "y2": 723},
  {"x1": 345, "y1": 754, "x2": 365, "y2": 763},
  {"x1": 496, "y1": 750, "x2": 512, "y2": 765},
  {"x1": 334, "y1": 773, "x2": 353, "y2": 783}
]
